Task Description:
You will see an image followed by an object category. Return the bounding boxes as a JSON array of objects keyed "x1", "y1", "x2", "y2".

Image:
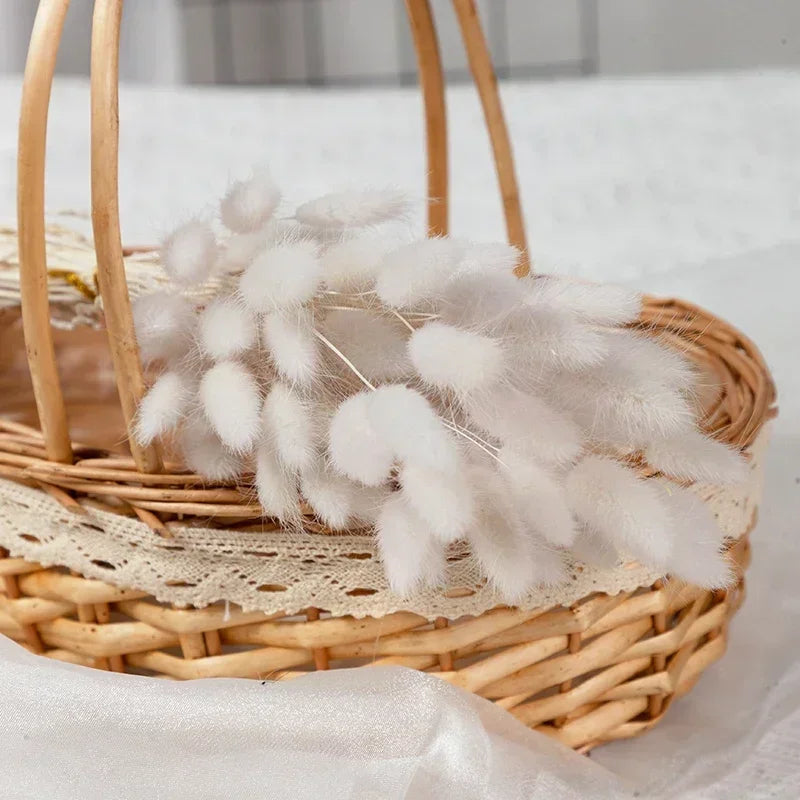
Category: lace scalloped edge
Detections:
[{"x1": 0, "y1": 425, "x2": 770, "y2": 620}]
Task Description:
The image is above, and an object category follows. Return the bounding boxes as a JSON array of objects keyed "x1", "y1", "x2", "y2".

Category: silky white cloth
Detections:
[
  {"x1": 0, "y1": 72, "x2": 799, "y2": 797},
  {"x1": 0, "y1": 635, "x2": 629, "y2": 800}
]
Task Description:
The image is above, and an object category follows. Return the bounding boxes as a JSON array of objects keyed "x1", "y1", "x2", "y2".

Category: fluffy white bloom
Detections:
[
  {"x1": 135, "y1": 372, "x2": 191, "y2": 445},
  {"x1": 239, "y1": 241, "x2": 321, "y2": 312},
  {"x1": 399, "y1": 462, "x2": 475, "y2": 543},
  {"x1": 180, "y1": 418, "x2": 244, "y2": 481},
  {"x1": 295, "y1": 188, "x2": 410, "y2": 229},
  {"x1": 467, "y1": 388, "x2": 582, "y2": 466},
  {"x1": 468, "y1": 466, "x2": 564, "y2": 601},
  {"x1": 321, "y1": 237, "x2": 393, "y2": 292},
  {"x1": 262, "y1": 309, "x2": 319, "y2": 386},
  {"x1": 133, "y1": 292, "x2": 194, "y2": 364},
  {"x1": 456, "y1": 242, "x2": 521, "y2": 276},
  {"x1": 255, "y1": 442, "x2": 299, "y2": 520},
  {"x1": 261, "y1": 383, "x2": 315, "y2": 472},
  {"x1": 376, "y1": 493, "x2": 445, "y2": 596},
  {"x1": 328, "y1": 392, "x2": 394, "y2": 486},
  {"x1": 499, "y1": 447, "x2": 576, "y2": 547},
  {"x1": 367, "y1": 385, "x2": 460, "y2": 473},
  {"x1": 220, "y1": 170, "x2": 281, "y2": 233},
  {"x1": 300, "y1": 467, "x2": 358, "y2": 530},
  {"x1": 511, "y1": 307, "x2": 608, "y2": 373},
  {"x1": 198, "y1": 298, "x2": 257, "y2": 360},
  {"x1": 199, "y1": 361, "x2": 261, "y2": 453},
  {"x1": 620, "y1": 333, "x2": 698, "y2": 390},
  {"x1": 375, "y1": 238, "x2": 462, "y2": 308},
  {"x1": 161, "y1": 219, "x2": 217, "y2": 287},
  {"x1": 438, "y1": 272, "x2": 522, "y2": 332},
  {"x1": 570, "y1": 527, "x2": 620, "y2": 569},
  {"x1": 646, "y1": 428, "x2": 747, "y2": 485},
  {"x1": 566, "y1": 456, "x2": 672, "y2": 566},
  {"x1": 527, "y1": 277, "x2": 642, "y2": 326},
  {"x1": 549, "y1": 333, "x2": 695, "y2": 448},
  {"x1": 408, "y1": 322, "x2": 506, "y2": 395},
  {"x1": 217, "y1": 227, "x2": 272, "y2": 271},
  {"x1": 660, "y1": 486, "x2": 732, "y2": 588}
]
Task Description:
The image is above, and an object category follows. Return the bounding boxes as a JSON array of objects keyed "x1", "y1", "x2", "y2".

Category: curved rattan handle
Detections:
[
  {"x1": 91, "y1": 0, "x2": 161, "y2": 473},
  {"x1": 16, "y1": 0, "x2": 526, "y2": 474},
  {"x1": 17, "y1": 0, "x2": 74, "y2": 464},
  {"x1": 451, "y1": 0, "x2": 529, "y2": 276},
  {"x1": 406, "y1": 0, "x2": 529, "y2": 275},
  {"x1": 405, "y1": 0, "x2": 448, "y2": 238}
]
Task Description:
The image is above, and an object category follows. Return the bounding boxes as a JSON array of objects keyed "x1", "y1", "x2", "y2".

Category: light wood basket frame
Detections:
[{"x1": 2, "y1": 0, "x2": 777, "y2": 752}]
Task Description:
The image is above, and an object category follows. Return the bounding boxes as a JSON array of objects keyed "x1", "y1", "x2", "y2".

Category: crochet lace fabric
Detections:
[{"x1": 0, "y1": 426, "x2": 770, "y2": 620}]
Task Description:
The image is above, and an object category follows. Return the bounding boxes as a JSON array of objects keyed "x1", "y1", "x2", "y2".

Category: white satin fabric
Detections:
[{"x1": 0, "y1": 636, "x2": 630, "y2": 800}]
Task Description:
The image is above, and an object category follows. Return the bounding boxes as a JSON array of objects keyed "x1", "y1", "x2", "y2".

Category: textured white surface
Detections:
[
  {"x1": 1, "y1": 72, "x2": 799, "y2": 797},
  {"x1": 2, "y1": 71, "x2": 800, "y2": 280}
]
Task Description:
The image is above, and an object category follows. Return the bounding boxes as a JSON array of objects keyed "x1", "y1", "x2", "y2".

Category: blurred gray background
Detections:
[{"x1": 2, "y1": 0, "x2": 800, "y2": 85}]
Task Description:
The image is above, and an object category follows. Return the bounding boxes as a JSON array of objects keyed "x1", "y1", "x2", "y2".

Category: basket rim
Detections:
[
  {"x1": 0, "y1": 293, "x2": 778, "y2": 533},
  {"x1": 0, "y1": 292, "x2": 777, "y2": 620}
]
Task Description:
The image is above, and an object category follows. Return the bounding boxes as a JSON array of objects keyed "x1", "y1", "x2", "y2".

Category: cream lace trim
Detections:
[{"x1": 0, "y1": 426, "x2": 769, "y2": 620}]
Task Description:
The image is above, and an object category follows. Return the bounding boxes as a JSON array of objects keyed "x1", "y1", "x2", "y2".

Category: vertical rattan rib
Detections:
[
  {"x1": 17, "y1": 0, "x2": 73, "y2": 464},
  {"x1": 451, "y1": 0, "x2": 529, "y2": 275},
  {"x1": 405, "y1": 0, "x2": 448, "y2": 238},
  {"x1": 90, "y1": 0, "x2": 161, "y2": 473}
]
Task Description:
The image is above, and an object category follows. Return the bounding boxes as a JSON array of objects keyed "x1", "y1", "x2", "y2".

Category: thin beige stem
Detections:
[
  {"x1": 312, "y1": 329, "x2": 376, "y2": 391},
  {"x1": 388, "y1": 308, "x2": 416, "y2": 334}
]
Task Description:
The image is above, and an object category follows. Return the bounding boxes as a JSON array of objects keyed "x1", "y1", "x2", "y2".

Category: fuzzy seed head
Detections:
[
  {"x1": 408, "y1": 322, "x2": 506, "y2": 396},
  {"x1": 199, "y1": 361, "x2": 261, "y2": 453},
  {"x1": 133, "y1": 292, "x2": 194, "y2": 364},
  {"x1": 262, "y1": 309, "x2": 319, "y2": 386},
  {"x1": 198, "y1": 298, "x2": 257, "y2": 361},
  {"x1": 295, "y1": 188, "x2": 410, "y2": 230},
  {"x1": 328, "y1": 392, "x2": 394, "y2": 486},
  {"x1": 375, "y1": 238, "x2": 463, "y2": 308},
  {"x1": 220, "y1": 170, "x2": 281, "y2": 233},
  {"x1": 239, "y1": 241, "x2": 321, "y2": 313},
  {"x1": 161, "y1": 219, "x2": 217, "y2": 287}
]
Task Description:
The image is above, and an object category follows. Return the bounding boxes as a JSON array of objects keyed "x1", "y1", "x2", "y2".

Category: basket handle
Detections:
[
  {"x1": 406, "y1": 0, "x2": 528, "y2": 275},
  {"x1": 17, "y1": 0, "x2": 74, "y2": 464},
  {"x1": 452, "y1": 0, "x2": 529, "y2": 276},
  {"x1": 16, "y1": 0, "x2": 526, "y2": 473},
  {"x1": 405, "y1": 0, "x2": 448, "y2": 238},
  {"x1": 90, "y1": 0, "x2": 162, "y2": 473}
]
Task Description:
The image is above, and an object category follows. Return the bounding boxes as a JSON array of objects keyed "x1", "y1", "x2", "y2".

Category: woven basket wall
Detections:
[{"x1": 1, "y1": 0, "x2": 776, "y2": 752}]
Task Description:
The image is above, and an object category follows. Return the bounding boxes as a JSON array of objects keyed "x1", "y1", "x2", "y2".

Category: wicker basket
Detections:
[{"x1": 0, "y1": 0, "x2": 776, "y2": 753}]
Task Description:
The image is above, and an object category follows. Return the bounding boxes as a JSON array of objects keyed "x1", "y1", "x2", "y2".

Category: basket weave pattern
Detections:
[
  {"x1": 1, "y1": 0, "x2": 776, "y2": 752},
  {"x1": 0, "y1": 537, "x2": 751, "y2": 752},
  {"x1": 0, "y1": 295, "x2": 774, "y2": 750}
]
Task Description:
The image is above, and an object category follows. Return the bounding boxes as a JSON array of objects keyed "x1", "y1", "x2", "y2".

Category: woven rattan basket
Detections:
[{"x1": 0, "y1": 0, "x2": 776, "y2": 753}]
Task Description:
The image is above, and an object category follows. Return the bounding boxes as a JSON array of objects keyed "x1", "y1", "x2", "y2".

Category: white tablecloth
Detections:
[{"x1": 1, "y1": 72, "x2": 799, "y2": 799}]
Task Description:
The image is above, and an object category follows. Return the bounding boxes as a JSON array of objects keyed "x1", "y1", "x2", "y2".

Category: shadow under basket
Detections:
[{"x1": 0, "y1": 296, "x2": 776, "y2": 752}]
